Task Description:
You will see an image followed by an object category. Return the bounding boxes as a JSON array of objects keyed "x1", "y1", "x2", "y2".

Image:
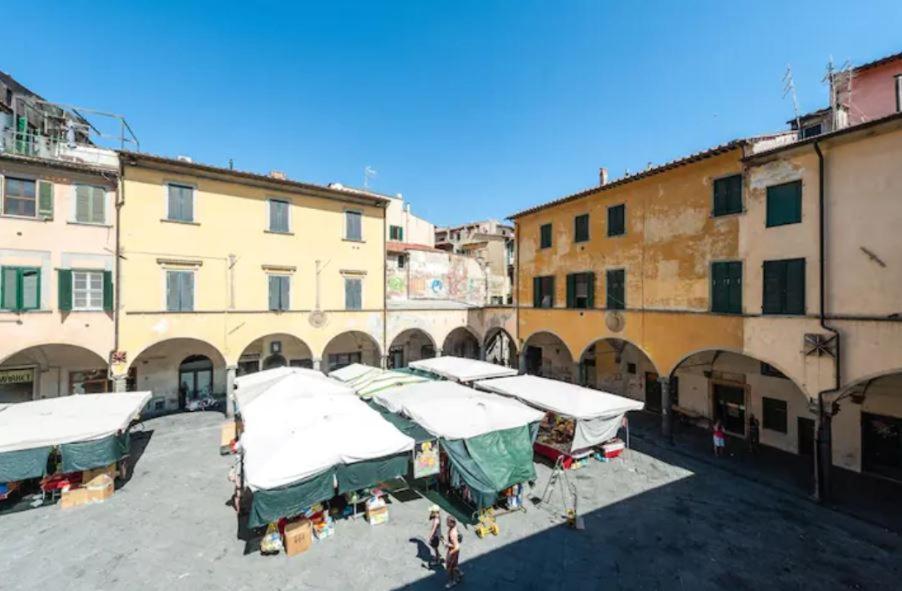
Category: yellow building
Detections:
[{"x1": 115, "y1": 153, "x2": 388, "y2": 412}]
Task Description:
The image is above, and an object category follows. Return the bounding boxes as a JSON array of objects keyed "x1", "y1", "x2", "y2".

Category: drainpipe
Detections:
[
  {"x1": 382, "y1": 204, "x2": 388, "y2": 369},
  {"x1": 113, "y1": 161, "x2": 124, "y2": 390},
  {"x1": 814, "y1": 140, "x2": 841, "y2": 503}
]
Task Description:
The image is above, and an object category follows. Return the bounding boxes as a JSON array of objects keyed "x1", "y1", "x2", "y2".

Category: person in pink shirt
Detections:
[{"x1": 712, "y1": 419, "x2": 726, "y2": 457}]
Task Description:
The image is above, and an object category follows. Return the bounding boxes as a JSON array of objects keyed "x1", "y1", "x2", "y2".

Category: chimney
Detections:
[
  {"x1": 269, "y1": 170, "x2": 287, "y2": 180},
  {"x1": 599, "y1": 167, "x2": 608, "y2": 186}
]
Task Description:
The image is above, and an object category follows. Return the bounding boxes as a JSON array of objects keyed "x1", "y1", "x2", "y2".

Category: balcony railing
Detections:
[{"x1": 0, "y1": 129, "x2": 119, "y2": 170}]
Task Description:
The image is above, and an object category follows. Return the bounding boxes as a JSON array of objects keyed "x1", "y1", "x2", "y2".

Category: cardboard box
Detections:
[
  {"x1": 367, "y1": 506, "x2": 389, "y2": 526},
  {"x1": 283, "y1": 518, "x2": 313, "y2": 557},
  {"x1": 220, "y1": 420, "x2": 237, "y2": 455},
  {"x1": 60, "y1": 487, "x2": 90, "y2": 510},
  {"x1": 86, "y1": 474, "x2": 114, "y2": 503},
  {"x1": 82, "y1": 463, "x2": 116, "y2": 484}
]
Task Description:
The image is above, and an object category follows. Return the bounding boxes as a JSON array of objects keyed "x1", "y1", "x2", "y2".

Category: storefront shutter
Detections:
[
  {"x1": 58, "y1": 269, "x2": 72, "y2": 311},
  {"x1": 587, "y1": 272, "x2": 595, "y2": 308},
  {"x1": 103, "y1": 270, "x2": 113, "y2": 312},
  {"x1": 762, "y1": 261, "x2": 784, "y2": 314},
  {"x1": 37, "y1": 180, "x2": 54, "y2": 219},
  {"x1": 532, "y1": 277, "x2": 540, "y2": 308},
  {"x1": 566, "y1": 273, "x2": 575, "y2": 308},
  {"x1": 785, "y1": 259, "x2": 805, "y2": 314}
]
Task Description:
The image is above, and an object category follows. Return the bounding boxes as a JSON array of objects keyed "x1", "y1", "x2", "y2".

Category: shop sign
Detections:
[
  {"x1": 413, "y1": 439, "x2": 440, "y2": 479},
  {"x1": 0, "y1": 368, "x2": 34, "y2": 385}
]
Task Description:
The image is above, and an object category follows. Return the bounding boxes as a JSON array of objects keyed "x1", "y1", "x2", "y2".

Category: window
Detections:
[
  {"x1": 713, "y1": 174, "x2": 742, "y2": 216},
  {"x1": 167, "y1": 184, "x2": 195, "y2": 222},
  {"x1": 389, "y1": 225, "x2": 404, "y2": 241},
  {"x1": 766, "y1": 180, "x2": 802, "y2": 227},
  {"x1": 762, "y1": 397, "x2": 788, "y2": 433},
  {"x1": 627, "y1": 362, "x2": 637, "y2": 375},
  {"x1": 574, "y1": 214, "x2": 590, "y2": 243},
  {"x1": 166, "y1": 270, "x2": 194, "y2": 312},
  {"x1": 397, "y1": 254, "x2": 406, "y2": 269},
  {"x1": 72, "y1": 271, "x2": 104, "y2": 310},
  {"x1": 607, "y1": 204, "x2": 625, "y2": 236},
  {"x1": 75, "y1": 185, "x2": 106, "y2": 224},
  {"x1": 329, "y1": 352, "x2": 362, "y2": 371},
  {"x1": 268, "y1": 199, "x2": 290, "y2": 233},
  {"x1": 268, "y1": 275, "x2": 290, "y2": 311},
  {"x1": 761, "y1": 362, "x2": 788, "y2": 379},
  {"x1": 711, "y1": 261, "x2": 742, "y2": 314},
  {"x1": 345, "y1": 210, "x2": 362, "y2": 241},
  {"x1": 606, "y1": 269, "x2": 625, "y2": 310},
  {"x1": 566, "y1": 272, "x2": 595, "y2": 309},
  {"x1": 532, "y1": 275, "x2": 555, "y2": 308},
  {"x1": 344, "y1": 277, "x2": 362, "y2": 310},
  {"x1": 1, "y1": 266, "x2": 40, "y2": 311},
  {"x1": 3, "y1": 177, "x2": 36, "y2": 217},
  {"x1": 763, "y1": 258, "x2": 805, "y2": 315},
  {"x1": 801, "y1": 124, "x2": 822, "y2": 139},
  {"x1": 540, "y1": 223, "x2": 552, "y2": 248}
]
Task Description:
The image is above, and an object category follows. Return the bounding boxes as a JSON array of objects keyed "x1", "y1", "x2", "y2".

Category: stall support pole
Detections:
[
  {"x1": 659, "y1": 376, "x2": 673, "y2": 444},
  {"x1": 226, "y1": 365, "x2": 237, "y2": 418},
  {"x1": 313, "y1": 358, "x2": 322, "y2": 372}
]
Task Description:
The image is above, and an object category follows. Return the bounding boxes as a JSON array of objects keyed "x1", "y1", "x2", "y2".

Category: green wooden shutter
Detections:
[
  {"x1": 713, "y1": 180, "x2": 726, "y2": 216},
  {"x1": 280, "y1": 276, "x2": 290, "y2": 310},
  {"x1": 766, "y1": 181, "x2": 802, "y2": 227},
  {"x1": 102, "y1": 270, "x2": 113, "y2": 312},
  {"x1": 1, "y1": 267, "x2": 17, "y2": 310},
  {"x1": 607, "y1": 269, "x2": 625, "y2": 310},
  {"x1": 58, "y1": 269, "x2": 73, "y2": 311},
  {"x1": 532, "y1": 277, "x2": 540, "y2": 308},
  {"x1": 762, "y1": 261, "x2": 783, "y2": 314},
  {"x1": 728, "y1": 262, "x2": 742, "y2": 314},
  {"x1": 785, "y1": 259, "x2": 805, "y2": 314},
  {"x1": 566, "y1": 273, "x2": 575, "y2": 308},
  {"x1": 711, "y1": 263, "x2": 726, "y2": 312},
  {"x1": 37, "y1": 181, "x2": 54, "y2": 219},
  {"x1": 587, "y1": 272, "x2": 595, "y2": 308}
]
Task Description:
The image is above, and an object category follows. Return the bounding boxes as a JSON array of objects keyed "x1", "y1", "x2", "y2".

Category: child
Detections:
[
  {"x1": 445, "y1": 516, "x2": 463, "y2": 588},
  {"x1": 427, "y1": 505, "x2": 443, "y2": 566},
  {"x1": 713, "y1": 419, "x2": 726, "y2": 457}
]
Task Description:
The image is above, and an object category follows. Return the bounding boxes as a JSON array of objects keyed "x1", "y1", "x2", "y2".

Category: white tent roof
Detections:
[
  {"x1": 0, "y1": 392, "x2": 151, "y2": 453},
  {"x1": 372, "y1": 381, "x2": 545, "y2": 440},
  {"x1": 234, "y1": 368, "x2": 354, "y2": 412},
  {"x1": 475, "y1": 375, "x2": 644, "y2": 420},
  {"x1": 329, "y1": 363, "x2": 380, "y2": 382},
  {"x1": 329, "y1": 364, "x2": 431, "y2": 398},
  {"x1": 408, "y1": 356, "x2": 518, "y2": 382},
  {"x1": 238, "y1": 368, "x2": 414, "y2": 491}
]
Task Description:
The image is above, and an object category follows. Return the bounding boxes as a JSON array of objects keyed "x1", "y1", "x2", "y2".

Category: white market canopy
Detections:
[
  {"x1": 372, "y1": 381, "x2": 545, "y2": 440},
  {"x1": 329, "y1": 363, "x2": 431, "y2": 398},
  {"x1": 237, "y1": 368, "x2": 414, "y2": 491},
  {"x1": 0, "y1": 392, "x2": 151, "y2": 453},
  {"x1": 474, "y1": 375, "x2": 644, "y2": 420},
  {"x1": 408, "y1": 356, "x2": 518, "y2": 382}
]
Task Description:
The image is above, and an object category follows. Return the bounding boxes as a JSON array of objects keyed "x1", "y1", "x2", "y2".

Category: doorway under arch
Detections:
[
  {"x1": 322, "y1": 331, "x2": 381, "y2": 372},
  {"x1": 388, "y1": 328, "x2": 436, "y2": 369},
  {"x1": 521, "y1": 331, "x2": 574, "y2": 381},
  {"x1": 484, "y1": 327, "x2": 517, "y2": 367},
  {"x1": 0, "y1": 343, "x2": 109, "y2": 403}
]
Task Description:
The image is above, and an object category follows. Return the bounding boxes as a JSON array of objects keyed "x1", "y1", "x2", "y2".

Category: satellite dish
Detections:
[
  {"x1": 605, "y1": 311, "x2": 625, "y2": 333},
  {"x1": 309, "y1": 310, "x2": 328, "y2": 328}
]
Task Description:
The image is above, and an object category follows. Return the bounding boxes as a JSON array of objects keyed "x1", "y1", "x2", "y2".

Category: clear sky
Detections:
[{"x1": 7, "y1": 1, "x2": 900, "y2": 225}]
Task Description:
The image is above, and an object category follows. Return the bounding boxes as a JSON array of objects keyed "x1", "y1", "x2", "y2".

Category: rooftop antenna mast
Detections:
[
  {"x1": 824, "y1": 57, "x2": 853, "y2": 128},
  {"x1": 364, "y1": 165, "x2": 377, "y2": 189},
  {"x1": 783, "y1": 64, "x2": 801, "y2": 132}
]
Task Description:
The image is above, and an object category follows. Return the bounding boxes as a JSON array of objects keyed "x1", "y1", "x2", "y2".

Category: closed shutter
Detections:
[
  {"x1": 166, "y1": 272, "x2": 179, "y2": 311},
  {"x1": 713, "y1": 179, "x2": 726, "y2": 216},
  {"x1": 587, "y1": 272, "x2": 595, "y2": 308},
  {"x1": 181, "y1": 272, "x2": 194, "y2": 311},
  {"x1": 37, "y1": 180, "x2": 54, "y2": 219},
  {"x1": 20, "y1": 269, "x2": 39, "y2": 310},
  {"x1": 76, "y1": 186, "x2": 91, "y2": 222},
  {"x1": 762, "y1": 261, "x2": 784, "y2": 314},
  {"x1": 566, "y1": 273, "x2": 576, "y2": 308},
  {"x1": 711, "y1": 263, "x2": 727, "y2": 312},
  {"x1": 91, "y1": 187, "x2": 105, "y2": 224},
  {"x1": 608, "y1": 205, "x2": 626, "y2": 236},
  {"x1": 280, "y1": 276, "x2": 289, "y2": 310},
  {"x1": 181, "y1": 187, "x2": 194, "y2": 221},
  {"x1": 268, "y1": 276, "x2": 279, "y2": 310},
  {"x1": 607, "y1": 269, "x2": 625, "y2": 309},
  {"x1": 532, "y1": 277, "x2": 540, "y2": 308},
  {"x1": 168, "y1": 186, "x2": 180, "y2": 221},
  {"x1": 58, "y1": 269, "x2": 72, "y2": 312},
  {"x1": 2, "y1": 267, "x2": 18, "y2": 310},
  {"x1": 102, "y1": 270, "x2": 113, "y2": 312},
  {"x1": 727, "y1": 262, "x2": 742, "y2": 314},
  {"x1": 346, "y1": 212, "x2": 362, "y2": 240},
  {"x1": 766, "y1": 181, "x2": 802, "y2": 227},
  {"x1": 345, "y1": 278, "x2": 362, "y2": 310},
  {"x1": 785, "y1": 259, "x2": 805, "y2": 314},
  {"x1": 270, "y1": 201, "x2": 289, "y2": 232}
]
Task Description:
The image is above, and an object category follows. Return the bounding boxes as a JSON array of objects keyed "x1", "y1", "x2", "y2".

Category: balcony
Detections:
[{"x1": 0, "y1": 128, "x2": 119, "y2": 171}]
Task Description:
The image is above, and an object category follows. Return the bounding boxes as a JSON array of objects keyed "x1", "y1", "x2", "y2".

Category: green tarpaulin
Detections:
[
  {"x1": 0, "y1": 446, "x2": 52, "y2": 482},
  {"x1": 336, "y1": 452, "x2": 409, "y2": 495},
  {"x1": 249, "y1": 467, "x2": 337, "y2": 529},
  {"x1": 60, "y1": 433, "x2": 129, "y2": 473},
  {"x1": 366, "y1": 401, "x2": 433, "y2": 443},
  {"x1": 442, "y1": 424, "x2": 538, "y2": 510}
]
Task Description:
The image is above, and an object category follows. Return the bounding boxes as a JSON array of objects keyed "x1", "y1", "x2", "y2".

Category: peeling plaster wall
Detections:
[{"x1": 394, "y1": 250, "x2": 487, "y2": 306}]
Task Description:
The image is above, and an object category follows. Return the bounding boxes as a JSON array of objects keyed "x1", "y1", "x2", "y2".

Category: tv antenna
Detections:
[
  {"x1": 364, "y1": 165, "x2": 377, "y2": 189},
  {"x1": 783, "y1": 64, "x2": 801, "y2": 132}
]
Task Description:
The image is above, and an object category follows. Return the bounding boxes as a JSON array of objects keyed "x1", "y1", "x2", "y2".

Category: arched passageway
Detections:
[
  {"x1": 0, "y1": 344, "x2": 109, "y2": 403},
  {"x1": 322, "y1": 331, "x2": 381, "y2": 372},
  {"x1": 521, "y1": 332, "x2": 574, "y2": 381},
  {"x1": 388, "y1": 329, "x2": 436, "y2": 369},
  {"x1": 578, "y1": 338, "x2": 658, "y2": 405},
  {"x1": 236, "y1": 333, "x2": 314, "y2": 376},
  {"x1": 442, "y1": 327, "x2": 480, "y2": 360},
  {"x1": 484, "y1": 327, "x2": 517, "y2": 367},
  {"x1": 129, "y1": 338, "x2": 227, "y2": 412}
]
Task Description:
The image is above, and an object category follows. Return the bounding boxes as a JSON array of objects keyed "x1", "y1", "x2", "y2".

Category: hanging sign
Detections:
[
  {"x1": 413, "y1": 439, "x2": 440, "y2": 479},
  {"x1": 0, "y1": 368, "x2": 34, "y2": 385}
]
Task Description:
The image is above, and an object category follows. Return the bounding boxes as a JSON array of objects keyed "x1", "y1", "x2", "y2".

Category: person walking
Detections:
[
  {"x1": 748, "y1": 414, "x2": 760, "y2": 454},
  {"x1": 712, "y1": 419, "x2": 726, "y2": 457},
  {"x1": 445, "y1": 516, "x2": 463, "y2": 588},
  {"x1": 427, "y1": 505, "x2": 443, "y2": 566}
]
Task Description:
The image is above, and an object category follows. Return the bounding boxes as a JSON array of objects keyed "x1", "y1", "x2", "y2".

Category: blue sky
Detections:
[{"x1": 7, "y1": 1, "x2": 900, "y2": 225}]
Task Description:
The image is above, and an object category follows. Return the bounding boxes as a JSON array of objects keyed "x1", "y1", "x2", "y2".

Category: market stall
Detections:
[
  {"x1": 475, "y1": 375, "x2": 644, "y2": 467},
  {"x1": 408, "y1": 356, "x2": 518, "y2": 383},
  {"x1": 0, "y1": 392, "x2": 151, "y2": 509},
  {"x1": 329, "y1": 363, "x2": 432, "y2": 399},
  {"x1": 372, "y1": 380, "x2": 544, "y2": 527},
  {"x1": 234, "y1": 369, "x2": 416, "y2": 546}
]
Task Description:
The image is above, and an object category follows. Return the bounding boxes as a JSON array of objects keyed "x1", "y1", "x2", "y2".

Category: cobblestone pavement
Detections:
[{"x1": 1, "y1": 412, "x2": 900, "y2": 590}]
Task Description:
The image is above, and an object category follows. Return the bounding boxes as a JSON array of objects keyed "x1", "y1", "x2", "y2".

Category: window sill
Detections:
[
  {"x1": 264, "y1": 229, "x2": 294, "y2": 236},
  {"x1": 606, "y1": 233, "x2": 626, "y2": 239},
  {"x1": 160, "y1": 218, "x2": 200, "y2": 226},
  {"x1": 343, "y1": 238, "x2": 366, "y2": 244},
  {"x1": 711, "y1": 210, "x2": 746, "y2": 219},
  {"x1": 765, "y1": 221, "x2": 802, "y2": 229},
  {"x1": 0, "y1": 308, "x2": 51, "y2": 314},
  {"x1": 70, "y1": 308, "x2": 106, "y2": 313},
  {"x1": 0, "y1": 213, "x2": 47, "y2": 222},
  {"x1": 67, "y1": 221, "x2": 112, "y2": 228}
]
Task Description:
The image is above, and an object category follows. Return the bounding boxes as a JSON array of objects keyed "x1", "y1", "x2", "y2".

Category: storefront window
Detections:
[{"x1": 0, "y1": 367, "x2": 35, "y2": 403}]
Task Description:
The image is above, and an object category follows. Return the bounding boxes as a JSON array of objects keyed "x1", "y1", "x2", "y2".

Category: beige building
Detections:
[
  {"x1": 435, "y1": 219, "x2": 514, "y2": 304},
  {"x1": 384, "y1": 192, "x2": 435, "y2": 246}
]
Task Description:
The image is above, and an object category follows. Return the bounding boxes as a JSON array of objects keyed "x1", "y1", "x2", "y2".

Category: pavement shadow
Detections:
[{"x1": 120, "y1": 428, "x2": 155, "y2": 489}]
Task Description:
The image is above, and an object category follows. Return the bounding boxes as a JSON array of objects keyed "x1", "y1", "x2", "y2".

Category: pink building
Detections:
[{"x1": 838, "y1": 51, "x2": 902, "y2": 124}]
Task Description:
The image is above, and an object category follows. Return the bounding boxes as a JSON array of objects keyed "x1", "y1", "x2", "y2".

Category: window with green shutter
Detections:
[
  {"x1": 766, "y1": 181, "x2": 802, "y2": 227},
  {"x1": 1, "y1": 266, "x2": 40, "y2": 311},
  {"x1": 533, "y1": 275, "x2": 555, "y2": 308},
  {"x1": 762, "y1": 258, "x2": 805, "y2": 315},
  {"x1": 166, "y1": 270, "x2": 195, "y2": 312},
  {"x1": 344, "y1": 277, "x2": 362, "y2": 310},
  {"x1": 167, "y1": 184, "x2": 195, "y2": 222},
  {"x1": 566, "y1": 272, "x2": 595, "y2": 309},
  {"x1": 762, "y1": 397, "x2": 788, "y2": 433},
  {"x1": 268, "y1": 275, "x2": 290, "y2": 311},
  {"x1": 713, "y1": 174, "x2": 742, "y2": 216},
  {"x1": 606, "y1": 269, "x2": 625, "y2": 310},
  {"x1": 268, "y1": 199, "x2": 290, "y2": 233},
  {"x1": 540, "y1": 223, "x2": 552, "y2": 248},
  {"x1": 607, "y1": 204, "x2": 625, "y2": 236},
  {"x1": 711, "y1": 261, "x2": 742, "y2": 314},
  {"x1": 72, "y1": 270, "x2": 104, "y2": 310},
  {"x1": 37, "y1": 180, "x2": 54, "y2": 219},
  {"x1": 389, "y1": 225, "x2": 404, "y2": 241},
  {"x1": 75, "y1": 185, "x2": 106, "y2": 224},
  {"x1": 3, "y1": 177, "x2": 37, "y2": 217},
  {"x1": 574, "y1": 214, "x2": 589, "y2": 243},
  {"x1": 345, "y1": 211, "x2": 362, "y2": 241}
]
